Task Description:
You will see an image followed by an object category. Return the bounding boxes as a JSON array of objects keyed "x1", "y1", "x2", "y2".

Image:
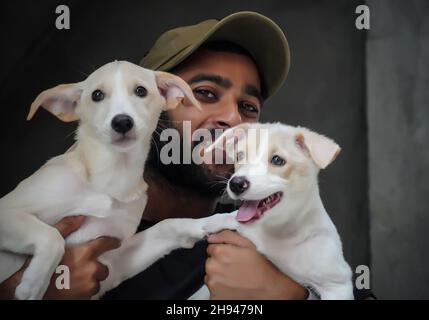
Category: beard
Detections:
[{"x1": 145, "y1": 112, "x2": 233, "y2": 198}]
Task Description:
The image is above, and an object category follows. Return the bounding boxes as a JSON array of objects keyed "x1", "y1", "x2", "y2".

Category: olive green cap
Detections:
[{"x1": 140, "y1": 11, "x2": 290, "y2": 99}]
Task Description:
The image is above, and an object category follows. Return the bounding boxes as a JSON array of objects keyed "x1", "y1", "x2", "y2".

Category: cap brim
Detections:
[{"x1": 157, "y1": 12, "x2": 290, "y2": 99}]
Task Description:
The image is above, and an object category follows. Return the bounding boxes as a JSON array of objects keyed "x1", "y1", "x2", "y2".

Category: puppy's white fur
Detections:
[
  {"x1": 0, "y1": 61, "x2": 232, "y2": 300},
  {"x1": 191, "y1": 122, "x2": 354, "y2": 300}
]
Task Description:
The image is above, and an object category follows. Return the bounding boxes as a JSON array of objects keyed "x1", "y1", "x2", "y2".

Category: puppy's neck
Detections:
[
  {"x1": 74, "y1": 126, "x2": 148, "y2": 202},
  {"x1": 259, "y1": 180, "x2": 325, "y2": 237}
]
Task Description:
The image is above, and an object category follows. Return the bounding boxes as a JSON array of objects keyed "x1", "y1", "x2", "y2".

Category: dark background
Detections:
[{"x1": 0, "y1": 0, "x2": 428, "y2": 299}]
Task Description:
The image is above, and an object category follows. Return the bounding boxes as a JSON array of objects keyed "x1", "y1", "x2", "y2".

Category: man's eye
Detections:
[
  {"x1": 194, "y1": 88, "x2": 216, "y2": 100},
  {"x1": 239, "y1": 102, "x2": 259, "y2": 114}
]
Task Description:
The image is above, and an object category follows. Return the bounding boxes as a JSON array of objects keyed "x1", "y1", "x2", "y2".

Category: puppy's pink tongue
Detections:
[{"x1": 236, "y1": 200, "x2": 259, "y2": 222}]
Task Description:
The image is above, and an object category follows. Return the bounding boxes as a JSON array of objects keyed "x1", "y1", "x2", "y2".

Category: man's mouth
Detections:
[{"x1": 236, "y1": 192, "x2": 283, "y2": 223}]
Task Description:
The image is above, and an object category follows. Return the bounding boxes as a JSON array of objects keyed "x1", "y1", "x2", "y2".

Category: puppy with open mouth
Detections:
[{"x1": 191, "y1": 122, "x2": 354, "y2": 300}]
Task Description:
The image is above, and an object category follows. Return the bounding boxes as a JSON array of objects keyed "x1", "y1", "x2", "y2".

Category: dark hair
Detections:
[{"x1": 201, "y1": 41, "x2": 267, "y2": 99}]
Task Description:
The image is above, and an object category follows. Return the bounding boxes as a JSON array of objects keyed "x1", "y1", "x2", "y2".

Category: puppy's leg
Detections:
[
  {"x1": 320, "y1": 282, "x2": 354, "y2": 300},
  {"x1": 0, "y1": 214, "x2": 65, "y2": 300},
  {"x1": 95, "y1": 214, "x2": 238, "y2": 298},
  {"x1": 197, "y1": 212, "x2": 239, "y2": 236},
  {"x1": 95, "y1": 218, "x2": 208, "y2": 298}
]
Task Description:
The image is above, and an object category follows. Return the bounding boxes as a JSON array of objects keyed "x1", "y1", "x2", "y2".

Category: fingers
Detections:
[
  {"x1": 19, "y1": 257, "x2": 31, "y2": 271},
  {"x1": 78, "y1": 280, "x2": 100, "y2": 299},
  {"x1": 84, "y1": 237, "x2": 121, "y2": 259},
  {"x1": 19, "y1": 216, "x2": 85, "y2": 275},
  {"x1": 204, "y1": 257, "x2": 225, "y2": 300},
  {"x1": 85, "y1": 262, "x2": 108, "y2": 297},
  {"x1": 53, "y1": 215, "x2": 86, "y2": 238},
  {"x1": 91, "y1": 282, "x2": 101, "y2": 297},
  {"x1": 205, "y1": 256, "x2": 221, "y2": 275},
  {"x1": 207, "y1": 230, "x2": 255, "y2": 248},
  {"x1": 95, "y1": 262, "x2": 109, "y2": 281},
  {"x1": 204, "y1": 257, "x2": 218, "y2": 284},
  {"x1": 207, "y1": 244, "x2": 225, "y2": 258}
]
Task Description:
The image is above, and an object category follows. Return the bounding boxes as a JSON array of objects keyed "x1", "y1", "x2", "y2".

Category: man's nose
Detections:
[{"x1": 209, "y1": 99, "x2": 242, "y2": 129}]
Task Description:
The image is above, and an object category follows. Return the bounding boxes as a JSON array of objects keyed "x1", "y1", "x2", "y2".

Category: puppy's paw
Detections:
[
  {"x1": 15, "y1": 279, "x2": 48, "y2": 300},
  {"x1": 181, "y1": 228, "x2": 206, "y2": 248},
  {"x1": 174, "y1": 220, "x2": 207, "y2": 248},
  {"x1": 180, "y1": 237, "x2": 200, "y2": 249},
  {"x1": 200, "y1": 213, "x2": 238, "y2": 235}
]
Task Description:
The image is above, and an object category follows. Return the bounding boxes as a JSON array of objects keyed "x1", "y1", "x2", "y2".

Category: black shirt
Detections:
[{"x1": 102, "y1": 219, "x2": 208, "y2": 300}]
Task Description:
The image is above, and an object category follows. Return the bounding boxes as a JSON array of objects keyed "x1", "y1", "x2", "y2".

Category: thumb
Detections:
[{"x1": 53, "y1": 215, "x2": 86, "y2": 238}]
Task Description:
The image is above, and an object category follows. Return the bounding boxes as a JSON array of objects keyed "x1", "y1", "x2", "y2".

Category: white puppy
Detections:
[
  {"x1": 191, "y1": 122, "x2": 354, "y2": 300},
  {"x1": 0, "y1": 61, "x2": 232, "y2": 300}
]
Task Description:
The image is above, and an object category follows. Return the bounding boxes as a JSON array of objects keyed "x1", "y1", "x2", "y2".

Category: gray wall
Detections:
[{"x1": 367, "y1": 0, "x2": 429, "y2": 299}]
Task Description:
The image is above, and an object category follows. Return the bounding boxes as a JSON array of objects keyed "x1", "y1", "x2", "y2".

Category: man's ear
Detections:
[
  {"x1": 295, "y1": 127, "x2": 341, "y2": 169},
  {"x1": 154, "y1": 71, "x2": 201, "y2": 111},
  {"x1": 27, "y1": 83, "x2": 83, "y2": 122}
]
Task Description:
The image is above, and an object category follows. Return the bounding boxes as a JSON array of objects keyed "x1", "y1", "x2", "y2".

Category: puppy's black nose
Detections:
[
  {"x1": 229, "y1": 176, "x2": 250, "y2": 195},
  {"x1": 111, "y1": 114, "x2": 134, "y2": 134}
]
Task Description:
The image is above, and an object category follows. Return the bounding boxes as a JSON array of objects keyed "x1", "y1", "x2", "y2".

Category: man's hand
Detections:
[
  {"x1": 205, "y1": 230, "x2": 308, "y2": 300},
  {"x1": 0, "y1": 216, "x2": 121, "y2": 300}
]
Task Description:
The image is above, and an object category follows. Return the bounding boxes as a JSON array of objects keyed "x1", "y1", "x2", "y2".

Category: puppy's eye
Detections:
[
  {"x1": 135, "y1": 86, "x2": 147, "y2": 97},
  {"x1": 271, "y1": 155, "x2": 286, "y2": 166},
  {"x1": 92, "y1": 89, "x2": 104, "y2": 102},
  {"x1": 237, "y1": 151, "x2": 245, "y2": 162}
]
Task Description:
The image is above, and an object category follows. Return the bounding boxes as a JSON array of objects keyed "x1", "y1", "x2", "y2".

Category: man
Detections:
[{"x1": 0, "y1": 11, "x2": 312, "y2": 300}]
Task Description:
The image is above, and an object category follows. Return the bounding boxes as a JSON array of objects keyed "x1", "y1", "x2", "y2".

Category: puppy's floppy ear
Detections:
[
  {"x1": 205, "y1": 123, "x2": 250, "y2": 158},
  {"x1": 27, "y1": 83, "x2": 83, "y2": 122},
  {"x1": 295, "y1": 127, "x2": 341, "y2": 169},
  {"x1": 154, "y1": 71, "x2": 201, "y2": 111}
]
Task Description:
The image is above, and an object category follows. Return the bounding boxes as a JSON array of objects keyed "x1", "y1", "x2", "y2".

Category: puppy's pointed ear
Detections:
[
  {"x1": 27, "y1": 83, "x2": 83, "y2": 122},
  {"x1": 154, "y1": 71, "x2": 201, "y2": 111},
  {"x1": 295, "y1": 128, "x2": 341, "y2": 169}
]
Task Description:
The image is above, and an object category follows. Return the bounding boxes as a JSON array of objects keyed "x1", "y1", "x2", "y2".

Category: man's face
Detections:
[{"x1": 147, "y1": 48, "x2": 262, "y2": 197}]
